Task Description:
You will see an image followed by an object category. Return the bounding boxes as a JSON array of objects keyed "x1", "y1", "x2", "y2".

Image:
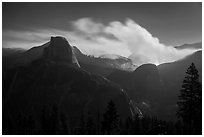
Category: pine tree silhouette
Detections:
[
  {"x1": 118, "y1": 118, "x2": 125, "y2": 134},
  {"x1": 177, "y1": 63, "x2": 202, "y2": 134},
  {"x1": 96, "y1": 108, "x2": 100, "y2": 134},
  {"x1": 40, "y1": 105, "x2": 61, "y2": 134},
  {"x1": 78, "y1": 113, "x2": 86, "y2": 134},
  {"x1": 60, "y1": 113, "x2": 69, "y2": 134},
  {"x1": 101, "y1": 100, "x2": 119, "y2": 134},
  {"x1": 133, "y1": 114, "x2": 141, "y2": 134},
  {"x1": 50, "y1": 105, "x2": 60, "y2": 134},
  {"x1": 86, "y1": 115, "x2": 96, "y2": 134},
  {"x1": 41, "y1": 107, "x2": 49, "y2": 134},
  {"x1": 125, "y1": 116, "x2": 132, "y2": 134}
]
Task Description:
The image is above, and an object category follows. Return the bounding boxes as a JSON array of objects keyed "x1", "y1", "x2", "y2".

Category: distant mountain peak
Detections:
[
  {"x1": 50, "y1": 36, "x2": 69, "y2": 44},
  {"x1": 43, "y1": 36, "x2": 80, "y2": 67},
  {"x1": 100, "y1": 54, "x2": 129, "y2": 60},
  {"x1": 175, "y1": 42, "x2": 202, "y2": 50},
  {"x1": 133, "y1": 63, "x2": 158, "y2": 74}
]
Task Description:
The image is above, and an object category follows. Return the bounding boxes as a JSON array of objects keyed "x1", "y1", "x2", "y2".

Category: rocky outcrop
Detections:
[{"x1": 43, "y1": 36, "x2": 80, "y2": 67}]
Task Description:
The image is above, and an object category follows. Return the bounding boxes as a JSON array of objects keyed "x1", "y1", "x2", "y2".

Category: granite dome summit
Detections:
[{"x1": 43, "y1": 36, "x2": 80, "y2": 67}]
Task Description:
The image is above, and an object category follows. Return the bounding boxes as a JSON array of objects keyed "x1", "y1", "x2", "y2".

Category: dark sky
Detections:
[{"x1": 3, "y1": 2, "x2": 202, "y2": 47}]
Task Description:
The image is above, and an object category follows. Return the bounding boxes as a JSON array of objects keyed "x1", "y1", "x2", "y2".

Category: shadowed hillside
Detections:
[{"x1": 3, "y1": 37, "x2": 136, "y2": 134}]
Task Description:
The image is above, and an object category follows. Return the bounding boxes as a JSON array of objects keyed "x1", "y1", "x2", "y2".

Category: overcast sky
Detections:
[{"x1": 2, "y1": 2, "x2": 202, "y2": 65}]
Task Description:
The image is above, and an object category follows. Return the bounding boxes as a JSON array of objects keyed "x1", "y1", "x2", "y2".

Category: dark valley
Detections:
[{"x1": 2, "y1": 36, "x2": 202, "y2": 135}]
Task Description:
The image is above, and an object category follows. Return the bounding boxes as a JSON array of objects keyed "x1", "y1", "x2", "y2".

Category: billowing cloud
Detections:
[
  {"x1": 71, "y1": 18, "x2": 197, "y2": 65},
  {"x1": 71, "y1": 18, "x2": 104, "y2": 35},
  {"x1": 3, "y1": 18, "x2": 198, "y2": 66}
]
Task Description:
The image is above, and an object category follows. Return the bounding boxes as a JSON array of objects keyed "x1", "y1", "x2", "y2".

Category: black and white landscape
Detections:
[{"x1": 2, "y1": 2, "x2": 202, "y2": 135}]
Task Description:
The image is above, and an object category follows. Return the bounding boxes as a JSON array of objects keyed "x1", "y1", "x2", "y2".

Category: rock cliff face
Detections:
[
  {"x1": 3, "y1": 36, "x2": 133, "y2": 129},
  {"x1": 43, "y1": 36, "x2": 80, "y2": 67}
]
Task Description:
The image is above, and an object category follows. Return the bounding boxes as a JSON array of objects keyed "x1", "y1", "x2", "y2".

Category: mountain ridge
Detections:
[
  {"x1": 107, "y1": 50, "x2": 202, "y2": 121},
  {"x1": 3, "y1": 36, "x2": 140, "y2": 130},
  {"x1": 175, "y1": 42, "x2": 202, "y2": 50}
]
